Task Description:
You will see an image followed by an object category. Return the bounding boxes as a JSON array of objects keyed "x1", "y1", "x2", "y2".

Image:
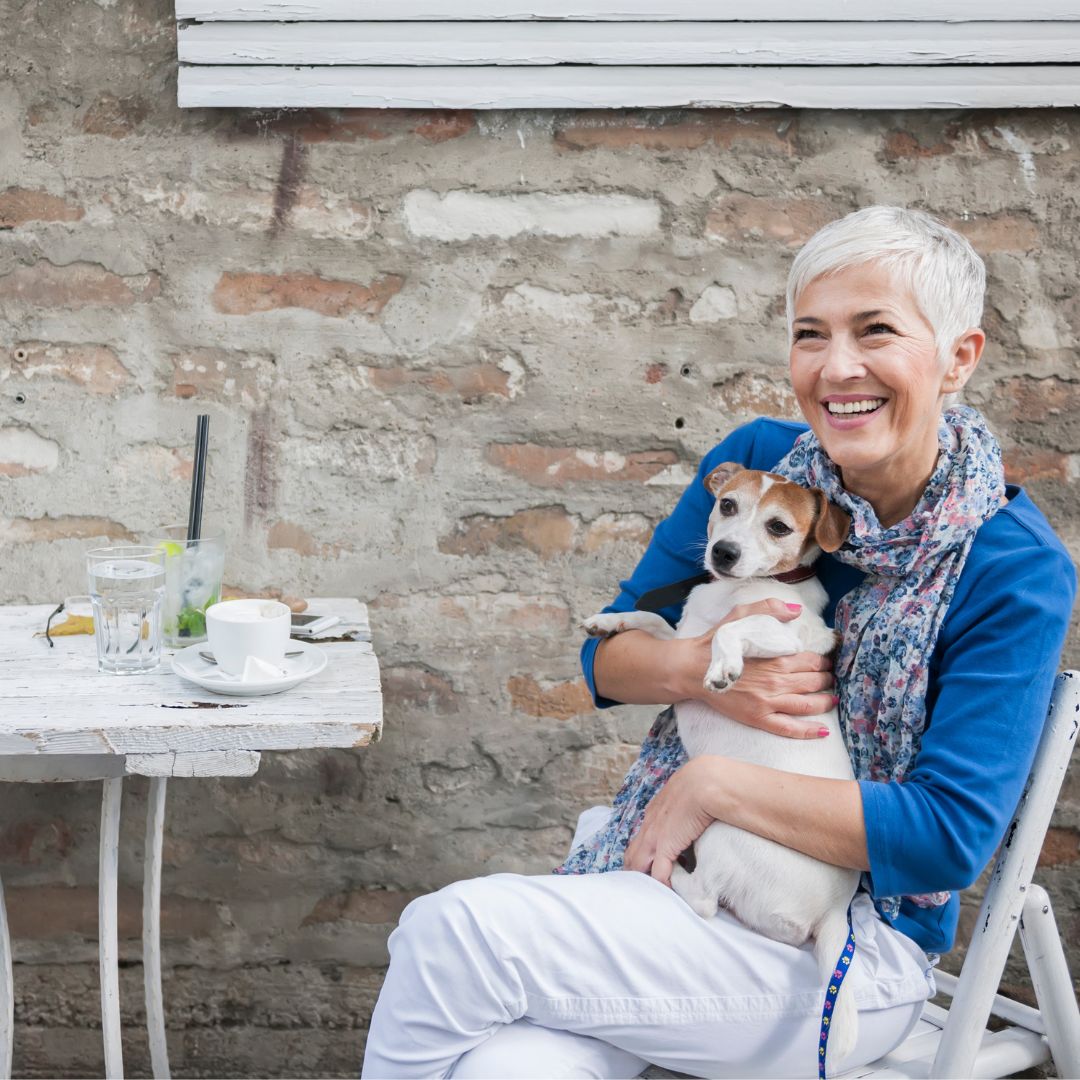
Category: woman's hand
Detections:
[
  {"x1": 669, "y1": 600, "x2": 837, "y2": 740},
  {"x1": 623, "y1": 756, "x2": 723, "y2": 887}
]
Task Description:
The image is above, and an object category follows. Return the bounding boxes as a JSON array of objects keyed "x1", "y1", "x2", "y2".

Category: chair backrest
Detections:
[{"x1": 931, "y1": 670, "x2": 1080, "y2": 1077}]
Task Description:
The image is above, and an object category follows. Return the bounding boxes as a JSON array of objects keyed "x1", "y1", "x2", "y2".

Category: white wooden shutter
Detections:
[{"x1": 176, "y1": 2, "x2": 1080, "y2": 109}]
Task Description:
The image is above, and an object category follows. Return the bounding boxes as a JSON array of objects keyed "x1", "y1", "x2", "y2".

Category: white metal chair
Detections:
[{"x1": 838, "y1": 670, "x2": 1080, "y2": 1079}]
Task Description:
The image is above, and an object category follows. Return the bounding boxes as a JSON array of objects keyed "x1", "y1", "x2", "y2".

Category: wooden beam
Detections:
[
  {"x1": 177, "y1": 63, "x2": 1080, "y2": 109},
  {"x1": 175, "y1": 1, "x2": 1080, "y2": 22},
  {"x1": 178, "y1": 21, "x2": 1080, "y2": 65}
]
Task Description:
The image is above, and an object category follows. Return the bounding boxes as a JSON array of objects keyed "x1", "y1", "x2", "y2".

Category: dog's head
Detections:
[{"x1": 702, "y1": 462, "x2": 850, "y2": 580}]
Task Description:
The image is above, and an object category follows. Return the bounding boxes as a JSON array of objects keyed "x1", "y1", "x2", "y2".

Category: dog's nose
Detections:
[{"x1": 710, "y1": 541, "x2": 740, "y2": 572}]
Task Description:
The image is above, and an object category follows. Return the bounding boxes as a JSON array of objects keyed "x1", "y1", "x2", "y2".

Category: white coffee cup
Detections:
[{"x1": 205, "y1": 599, "x2": 291, "y2": 677}]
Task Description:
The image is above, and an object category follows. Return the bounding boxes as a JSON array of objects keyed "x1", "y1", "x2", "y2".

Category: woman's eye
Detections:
[
  {"x1": 767, "y1": 520, "x2": 792, "y2": 537},
  {"x1": 719, "y1": 498, "x2": 737, "y2": 516},
  {"x1": 793, "y1": 329, "x2": 820, "y2": 341},
  {"x1": 865, "y1": 323, "x2": 895, "y2": 335}
]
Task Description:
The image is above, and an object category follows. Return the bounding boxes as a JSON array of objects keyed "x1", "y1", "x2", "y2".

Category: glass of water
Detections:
[
  {"x1": 86, "y1": 546, "x2": 166, "y2": 674},
  {"x1": 148, "y1": 524, "x2": 226, "y2": 648}
]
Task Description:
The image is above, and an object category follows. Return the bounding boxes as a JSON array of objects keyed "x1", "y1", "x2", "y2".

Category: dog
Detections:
[{"x1": 583, "y1": 462, "x2": 860, "y2": 1071}]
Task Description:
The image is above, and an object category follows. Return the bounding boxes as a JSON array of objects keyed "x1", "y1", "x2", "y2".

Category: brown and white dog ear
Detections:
[
  {"x1": 704, "y1": 461, "x2": 743, "y2": 496},
  {"x1": 812, "y1": 489, "x2": 851, "y2": 553}
]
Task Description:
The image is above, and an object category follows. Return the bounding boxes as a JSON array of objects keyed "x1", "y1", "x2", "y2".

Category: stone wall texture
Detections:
[{"x1": 2, "y1": 1, "x2": 1079, "y2": 1076}]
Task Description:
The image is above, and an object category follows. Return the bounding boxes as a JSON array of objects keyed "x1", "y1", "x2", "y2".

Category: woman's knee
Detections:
[{"x1": 392, "y1": 876, "x2": 512, "y2": 960}]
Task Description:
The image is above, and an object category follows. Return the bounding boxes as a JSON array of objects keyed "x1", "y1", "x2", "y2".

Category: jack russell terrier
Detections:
[{"x1": 583, "y1": 462, "x2": 860, "y2": 1070}]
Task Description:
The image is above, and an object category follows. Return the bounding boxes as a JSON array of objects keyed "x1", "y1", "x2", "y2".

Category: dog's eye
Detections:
[
  {"x1": 719, "y1": 498, "x2": 737, "y2": 517},
  {"x1": 767, "y1": 519, "x2": 792, "y2": 537}
]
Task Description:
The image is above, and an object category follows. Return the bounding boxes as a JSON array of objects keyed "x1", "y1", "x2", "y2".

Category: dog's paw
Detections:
[
  {"x1": 581, "y1": 614, "x2": 625, "y2": 638},
  {"x1": 704, "y1": 657, "x2": 743, "y2": 693}
]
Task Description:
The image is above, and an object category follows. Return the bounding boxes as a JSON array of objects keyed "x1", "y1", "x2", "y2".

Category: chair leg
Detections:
[
  {"x1": 0, "y1": 869, "x2": 13, "y2": 1080},
  {"x1": 1019, "y1": 884, "x2": 1080, "y2": 1079},
  {"x1": 143, "y1": 777, "x2": 170, "y2": 1080},
  {"x1": 100, "y1": 777, "x2": 124, "y2": 1079}
]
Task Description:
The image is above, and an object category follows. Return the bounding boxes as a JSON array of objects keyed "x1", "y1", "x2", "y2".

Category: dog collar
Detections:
[
  {"x1": 771, "y1": 564, "x2": 818, "y2": 585},
  {"x1": 634, "y1": 564, "x2": 819, "y2": 613}
]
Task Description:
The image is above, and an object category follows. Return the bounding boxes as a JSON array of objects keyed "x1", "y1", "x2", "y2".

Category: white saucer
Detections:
[{"x1": 171, "y1": 640, "x2": 328, "y2": 697}]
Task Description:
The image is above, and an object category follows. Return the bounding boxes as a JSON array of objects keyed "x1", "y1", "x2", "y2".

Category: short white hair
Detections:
[{"x1": 785, "y1": 206, "x2": 986, "y2": 367}]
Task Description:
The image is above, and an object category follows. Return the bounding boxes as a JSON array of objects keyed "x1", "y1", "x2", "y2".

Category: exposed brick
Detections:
[
  {"x1": 302, "y1": 888, "x2": 423, "y2": 927},
  {"x1": 435, "y1": 594, "x2": 571, "y2": 635},
  {"x1": 212, "y1": 271, "x2": 404, "y2": 318},
  {"x1": 0, "y1": 426, "x2": 60, "y2": 476},
  {"x1": 950, "y1": 214, "x2": 1040, "y2": 253},
  {"x1": 0, "y1": 187, "x2": 84, "y2": 228},
  {"x1": 367, "y1": 363, "x2": 510, "y2": 400},
  {"x1": 0, "y1": 261, "x2": 159, "y2": 308},
  {"x1": 645, "y1": 362, "x2": 667, "y2": 384},
  {"x1": 1003, "y1": 448, "x2": 1069, "y2": 484},
  {"x1": 0, "y1": 818, "x2": 73, "y2": 863},
  {"x1": 131, "y1": 182, "x2": 374, "y2": 239},
  {"x1": 4, "y1": 885, "x2": 221, "y2": 940},
  {"x1": 240, "y1": 108, "x2": 473, "y2": 144},
  {"x1": 581, "y1": 513, "x2": 654, "y2": 552},
  {"x1": 705, "y1": 194, "x2": 835, "y2": 248},
  {"x1": 79, "y1": 93, "x2": 148, "y2": 138},
  {"x1": 1038, "y1": 826, "x2": 1080, "y2": 867},
  {"x1": 404, "y1": 190, "x2": 660, "y2": 242},
  {"x1": 440, "y1": 506, "x2": 574, "y2": 558},
  {"x1": 507, "y1": 674, "x2": 593, "y2": 720},
  {"x1": 485, "y1": 444, "x2": 678, "y2": 487},
  {"x1": 882, "y1": 129, "x2": 956, "y2": 162},
  {"x1": 987, "y1": 376, "x2": 1080, "y2": 451},
  {"x1": 4, "y1": 341, "x2": 130, "y2": 394},
  {"x1": 266, "y1": 520, "x2": 346, "y2": 558},
  {"x1": 171, "y1": 348, "x2": 273, "y2": 405},
  {"x1": 713, "y1": 373, "x2": 801, "y2": 419},
  {"x1": 382, "y1": 665, "x2": 461, "y2": 713},
  {"x1": 410, "y1": 111, "x2": 475, "y2": 142},
  {"x1": 440, "y1": 507, "x2": 652, "y2": 559},
  {"x1": 0, "y1": 516, "x2": 134, "y2": 543},
  {"x1": 555, "y1": 112, "x2": 794, "y2": 155}
]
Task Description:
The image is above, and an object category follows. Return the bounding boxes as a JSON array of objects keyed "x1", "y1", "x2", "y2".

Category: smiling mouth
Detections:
[{"x1": 824, "y1": 397, "x2": 886, "y2": 416}]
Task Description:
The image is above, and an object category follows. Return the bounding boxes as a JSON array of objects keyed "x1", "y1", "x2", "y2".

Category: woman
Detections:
[{"x1": 362, "y1": 207, "x2": 1076, "y2": 1079}]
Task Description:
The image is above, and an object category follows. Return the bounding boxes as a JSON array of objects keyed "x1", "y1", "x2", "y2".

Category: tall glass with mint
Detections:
[{"x1": 148, "y1": 524, "x2": 225, "y2": 647}]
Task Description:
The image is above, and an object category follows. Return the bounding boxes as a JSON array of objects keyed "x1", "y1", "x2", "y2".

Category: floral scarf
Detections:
[{"x1": 556, "y1": 405, "x2": 1006, "y2": 921}]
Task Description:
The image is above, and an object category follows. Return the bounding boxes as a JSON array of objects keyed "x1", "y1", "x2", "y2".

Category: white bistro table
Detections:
[{"x1": 0, "y1": 597, "x2": 382, "y2": 1079}]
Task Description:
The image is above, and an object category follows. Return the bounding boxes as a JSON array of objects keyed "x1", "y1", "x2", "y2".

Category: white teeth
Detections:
[{"x1": 826, "y1": 398, "x2": 885, "y2": 415}]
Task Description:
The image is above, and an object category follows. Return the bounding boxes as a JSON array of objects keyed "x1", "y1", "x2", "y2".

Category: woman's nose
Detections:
[{"x1": 819, "y1": 337, "x2": 867, "y2": 381}]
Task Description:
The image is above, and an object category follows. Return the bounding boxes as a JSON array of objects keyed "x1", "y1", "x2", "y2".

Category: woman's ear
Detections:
[
  {"x1": 942, "y1": 327, "x2": 985, "y2": 393},
  {"x1": 704, "y1": 462, "x2": 742, "y2": 496},
  {"x1": 812, "y1": 489, "x2": 850, "y2": 553}
]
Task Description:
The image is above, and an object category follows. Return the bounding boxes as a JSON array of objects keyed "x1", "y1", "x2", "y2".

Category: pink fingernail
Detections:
[
  {"x1": 831, "y1": 695, "x2": 840, "y2": 706},
  {"x1": 785, "y1": 603, "x2": 802, "y2": 612},
  {"x1": 818, "y1": 727, "x2": 831, "y2": 738}
]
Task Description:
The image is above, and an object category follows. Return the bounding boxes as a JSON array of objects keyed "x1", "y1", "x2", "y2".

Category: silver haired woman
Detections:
[{"x1": 361, "y1": 207, "x2": 1075, "y2": 1079}]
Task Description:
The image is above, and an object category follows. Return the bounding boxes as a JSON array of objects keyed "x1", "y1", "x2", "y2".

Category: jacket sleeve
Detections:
[
  {"x1": 580, "y1": 420, "x2": 763, "y2": 708},
  {"x1": 858, "y1": 542, "x2": 1077, "y2": 898}
]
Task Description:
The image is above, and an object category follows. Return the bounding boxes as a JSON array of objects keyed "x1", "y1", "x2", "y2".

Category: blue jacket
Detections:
[{"x1": 581, "y1": 418, "x2": 1076, "y2": 954}]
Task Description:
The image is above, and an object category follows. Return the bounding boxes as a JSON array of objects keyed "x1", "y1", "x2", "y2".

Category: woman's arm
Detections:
[
  {"x1": 593, "y1": 604, "x2": 837, "y2": 739},
  {"x1": 623, "y1": 757, "x2": 868, "y2": 886}
]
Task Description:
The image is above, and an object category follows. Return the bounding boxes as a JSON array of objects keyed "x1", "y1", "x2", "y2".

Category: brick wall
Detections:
[{"x1": 1, "y1": 2, "x2": 1078, "y2": 1075}]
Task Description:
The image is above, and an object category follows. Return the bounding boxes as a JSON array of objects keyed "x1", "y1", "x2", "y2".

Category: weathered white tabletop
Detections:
[{"x1": 0, "y1": 598, "x2": 382, "y2": 1080}]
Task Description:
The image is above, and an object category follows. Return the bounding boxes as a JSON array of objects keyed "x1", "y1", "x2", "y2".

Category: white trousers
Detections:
[{"x1": 362, "y1": 807, "x2": 935, "y2": 1079}]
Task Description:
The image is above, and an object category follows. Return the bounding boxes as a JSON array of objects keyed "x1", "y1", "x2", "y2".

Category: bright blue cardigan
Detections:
[{"x1": 580, "y1": 418, "x2": 1076, "y2": 955}]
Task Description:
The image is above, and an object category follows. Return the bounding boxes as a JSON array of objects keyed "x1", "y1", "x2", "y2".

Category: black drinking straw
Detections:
[{"x1": 186, "y1": 414, "x2": 210, "y2": 542}]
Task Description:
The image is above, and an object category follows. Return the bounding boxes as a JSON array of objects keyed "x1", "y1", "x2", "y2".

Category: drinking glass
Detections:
[
  {"x1": 85, "y1": 546, "x2": 166, "y2": 674},
  {"x1": 149, "y1": 524, "x2": 226, "y2": 647}
]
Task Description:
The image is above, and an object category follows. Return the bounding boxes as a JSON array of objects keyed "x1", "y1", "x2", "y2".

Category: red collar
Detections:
[{"x1": 771, "y1": 564, "x2": 818, "y2": 585}]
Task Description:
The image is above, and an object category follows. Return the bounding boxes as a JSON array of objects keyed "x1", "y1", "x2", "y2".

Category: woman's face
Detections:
[{"x1": 788, "y1": 262, "x2": 978, "y2": 502}]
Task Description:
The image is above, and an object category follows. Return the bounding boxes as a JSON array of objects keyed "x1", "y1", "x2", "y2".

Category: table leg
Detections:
[
  {"x1": 99, "y1": 777, "x2": 124, "y2": 1079},
  {"x1": 0, "y1": 868, "x2": 13, "y2": 1080},
  {"x1": 143, "y1": 778, "x2": 170, "y2": 1079}
]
